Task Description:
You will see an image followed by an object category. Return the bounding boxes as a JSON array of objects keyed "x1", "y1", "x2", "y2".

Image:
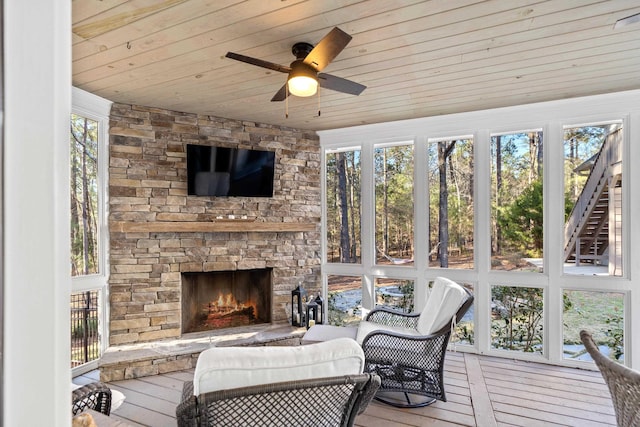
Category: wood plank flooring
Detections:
[{"x1": 74, "y1": 352, "x2": 616, "y2": 426}]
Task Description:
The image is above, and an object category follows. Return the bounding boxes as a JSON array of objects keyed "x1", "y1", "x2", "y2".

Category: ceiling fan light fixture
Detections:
[
  {"x1": 287, "y1": 61, "x2": 318, "y2": 97},
  {"x1": 288, "y1": 75, "x2": 318, "y2": 97}
]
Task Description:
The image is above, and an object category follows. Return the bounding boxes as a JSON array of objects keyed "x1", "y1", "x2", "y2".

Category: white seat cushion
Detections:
[
  {"x1": 110, "y1": 389, "x2": 126, "y2": 412},
  {"x1": 416, "y1": 277, "x2": 467, "y2": 335},
  {"x1": 193, "y1": 337, "x2": 365, "y2": 396},
  {"x1": 301, "y1": 324, "x2": 358, "y2": 344},
  {"x1": 355, "y1": 320, "x2": 421, "y2": 345}
]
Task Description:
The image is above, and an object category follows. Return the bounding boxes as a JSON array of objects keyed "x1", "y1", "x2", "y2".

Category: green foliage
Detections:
[
  {"x1": 376, "y1": 280, "x2": 414, "y2": 313},
  {"x1": 327, "y1": 291, "x2": 361, "y2": 326},
  {"x1": 562, "y1": 290, "x2": 625, "y2": 362},
  {"x1": 398, "y1": 280, "x2": 414, "y2": 313},
  {"x1": 454, "y1": 323, "x2": 474, "y2": 345},
  {"x1": 498, "y1": 179, "x2": 543, "y2": 257},
  {"x1": 605, "y1": 314, "x2": 624, "y2": 360},
  {"x1": 491, "y1": 286, "x2": 544, "y2": 353},
  {"x1": 71, "y1": 317, "x2": 98, "y2": 339},
  {"x1": 374, "y1": 145, "x2": 414, "y2": 258}
]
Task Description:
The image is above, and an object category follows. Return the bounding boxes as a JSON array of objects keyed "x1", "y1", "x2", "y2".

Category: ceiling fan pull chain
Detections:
[
  {"x1": 317, "y1": 86, "x2": 321, "y2": 117},
  {"x1": 285, "y1": 85, "x2": 289, "y2": 118}
]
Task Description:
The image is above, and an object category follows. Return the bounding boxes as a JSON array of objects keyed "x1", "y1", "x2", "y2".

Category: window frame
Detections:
[
  {"x1": 71, "y1": 87, "x2": 111, "y2": 375},
  {"x1": 319, "y1": 92, "x2": 638, "y2": 369}
]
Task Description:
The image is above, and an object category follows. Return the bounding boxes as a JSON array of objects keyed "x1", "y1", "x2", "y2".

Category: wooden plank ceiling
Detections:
[{"x1": 72, "y1": 0, "x2": 640, "y2": 131}]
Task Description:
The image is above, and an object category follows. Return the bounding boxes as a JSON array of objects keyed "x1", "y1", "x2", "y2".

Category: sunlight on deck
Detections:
[{"x1": 74, "y1": 351, "x2": 615, "y2": 427}]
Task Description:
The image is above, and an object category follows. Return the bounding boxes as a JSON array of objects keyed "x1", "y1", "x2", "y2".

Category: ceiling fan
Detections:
[{"x1": 225, "y1": 27, "x2": 366, "y2": 102}]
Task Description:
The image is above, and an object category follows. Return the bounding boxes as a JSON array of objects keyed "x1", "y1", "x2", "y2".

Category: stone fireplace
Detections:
[
  {"x1": 107, "y1": 103, "x2": 321, "y2": 346},
  {"x1": 181, "y1": 269, "x2": 272, "y2": 334}
]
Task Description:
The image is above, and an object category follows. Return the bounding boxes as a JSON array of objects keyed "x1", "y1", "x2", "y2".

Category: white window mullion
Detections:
[
  {"x1": 474, "y1": 129, "x2": 492, "y2": 355},
  {"x1": 545, "y1": 121, "x2": 565, "y2": 364},
  {"x1": 360, "y1": 142, "x2": 375, "y2": 314},
  {"x1": 413, "y1": 136, "x2": 428, "y2": 309}
]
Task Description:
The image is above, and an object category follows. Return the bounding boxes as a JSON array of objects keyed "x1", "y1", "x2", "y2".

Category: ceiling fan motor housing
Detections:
[
  {"x1": 292, "y1": 42, "x2": 314, "y2": 60},
  {"x1": 289, "y1": 60, "x2": 317, "y2": 79}
]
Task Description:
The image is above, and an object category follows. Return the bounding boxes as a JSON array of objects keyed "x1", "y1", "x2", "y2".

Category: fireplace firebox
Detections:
[{"x1": 181, "y1": 269, "x2": 272, "y2": 334}]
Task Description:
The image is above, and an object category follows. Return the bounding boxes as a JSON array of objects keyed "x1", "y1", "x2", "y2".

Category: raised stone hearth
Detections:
[
  {"x1": 108, "y1": 103, "x2": 321, "y2": 347},
  {"x1": 99, "y1": 323, "x2": 306, "y2": 382}
]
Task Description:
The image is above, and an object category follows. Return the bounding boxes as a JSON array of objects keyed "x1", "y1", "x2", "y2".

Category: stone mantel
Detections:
[{"x1": 111, "y1": 221, "x2": 317, "y2": 233}]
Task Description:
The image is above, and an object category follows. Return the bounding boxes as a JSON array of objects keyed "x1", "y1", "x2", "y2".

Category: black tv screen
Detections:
[{"x1": 187, "y1": 145, "x2": 275, "y2": 197}]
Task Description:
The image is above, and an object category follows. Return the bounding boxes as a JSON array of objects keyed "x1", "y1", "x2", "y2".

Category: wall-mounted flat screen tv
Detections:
[{"x1": 187, "y1": 144, "x2": 275, "y2": 197}]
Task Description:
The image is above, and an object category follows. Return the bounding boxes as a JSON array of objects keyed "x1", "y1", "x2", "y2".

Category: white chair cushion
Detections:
[
  {"x1": 416, "y1": 277, "x2": 467, "y2": 335},
  {"x1": 110, "y1": 389, "x2": 126, "y2": 412},
  {"x1": 355, "y1": 320, "x2": 421, "y2": 345},
  {"x1": 301, "y1": 324, "x2": 358, "y2": 344},
  {"x1": 193, "y1": 337, "x2": 365, "y2": 396}
]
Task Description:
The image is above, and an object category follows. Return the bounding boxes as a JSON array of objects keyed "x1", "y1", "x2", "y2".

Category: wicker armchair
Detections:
[
  {"x1": 176, "y1": 337, "x2": 380, "y2": 427},
  {"x1": 360, "y1": 278, "x2": 473, "y2": 408},
  {"x1": 177, "y1": 373, "x2": 380, "y2": 426},
  {"x1": 71, "y1": 381, "x2": 112, "y2": 416},
  {"x1": 580, "y1": 330, "x2": 640, "y2": 427}
]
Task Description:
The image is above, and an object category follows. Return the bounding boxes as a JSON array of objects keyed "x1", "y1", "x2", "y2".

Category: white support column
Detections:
[
  {"x1": 474, "y1": 129, "x2": 491, "y2": 355},
  {"x1": 4, "y1": 0, "x2": 71, "y2": 425}
]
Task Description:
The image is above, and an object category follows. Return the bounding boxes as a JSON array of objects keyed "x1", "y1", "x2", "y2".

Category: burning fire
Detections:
[{"x1": 199, "y1": 292, "x2": 258, "y2": 330}]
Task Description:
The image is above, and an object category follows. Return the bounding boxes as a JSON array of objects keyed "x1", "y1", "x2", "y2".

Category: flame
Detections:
[{"x1": 203, "y1": 292, "x2": 258, "y2": 319}]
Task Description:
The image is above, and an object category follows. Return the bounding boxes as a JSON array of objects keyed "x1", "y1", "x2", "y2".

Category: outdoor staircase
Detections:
[{"x1": 563, "y1": 128, "x2": 622, "y2": 267}]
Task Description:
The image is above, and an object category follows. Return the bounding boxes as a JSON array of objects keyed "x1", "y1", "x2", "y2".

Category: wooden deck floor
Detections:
[{"x1": 74, "y1": 352, "x2": 616, "y2": 426}]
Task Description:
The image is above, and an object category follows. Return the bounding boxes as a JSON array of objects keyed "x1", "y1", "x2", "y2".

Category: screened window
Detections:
[
  {"x1": 326, "y1": 149, "x2": 361, "y2": 264},
  {"x1": 427, "y1": 137, "x2": 474, "y2": 269},
  {"x1": 71, "y1": 114, "x2": 100, "y2": 276},
  {"x1": 490, "y1": 131, "x2": 544, "y2": 272},
  {"x1": 320, "y1": 91, "x2": 636, "y2": 368},
  {"x1": 70, "y1": 88, "x2": 110, "y2": 373},
  {"x1": 491, "y1": 285, "x2": 544, "y2": 354},
  {"x1": 375, "y1": 277, "x2": 414, "y2": 313},
  {"x1": 374, "y1": 143, "x2": 414, "y2": 266},
  {"x1": 563, "y1": 290, "x2": 624, "y2": 362},
  {"x1": 327, "y1": 275, "x2": 362, "y2": 326},
  {"x1": 563, "y1": 122, "x2": 623, "y2": 276}
]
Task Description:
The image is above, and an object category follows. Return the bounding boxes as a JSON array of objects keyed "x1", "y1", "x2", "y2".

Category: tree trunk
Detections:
[
  {"x1": 81, "y1": 118, "x2": 91, "y2": 275},
  {"x1": 348, "y1": 154, "x2": 358, "y2": 261},
  {"x1": 537, "y1": 132, "x2": 543, "y2": 178},
  {"x1": 336, "y1": 152, "x2": 351, "y2": 262},
  {"x1": 438, "y1": 141, "x2": 456, "y2": 267}
]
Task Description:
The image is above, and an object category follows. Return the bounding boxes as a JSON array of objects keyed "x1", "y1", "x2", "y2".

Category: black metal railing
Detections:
[{"x1": 70, "y1": 290, "x2": 100, "y2": 368}]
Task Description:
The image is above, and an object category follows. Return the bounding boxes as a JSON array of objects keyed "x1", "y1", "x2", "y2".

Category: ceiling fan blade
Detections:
[
  {"x1": 270, "y1": 84, "x2": 289, "y2": 102},
  {"x1": 225, "y1": 52, "x2": 291, "y2": 73},
  {"x1": 318, "y1": 73, "x2": 366, "y2": 96},
  {"x1": 303, "y1": 27, "x2": 352, "y2": 72}
]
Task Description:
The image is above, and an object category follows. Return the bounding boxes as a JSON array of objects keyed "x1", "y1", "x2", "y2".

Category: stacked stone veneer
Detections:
[{"x1": 108, "y1": 103, "x2": 321, "y2": 346}]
